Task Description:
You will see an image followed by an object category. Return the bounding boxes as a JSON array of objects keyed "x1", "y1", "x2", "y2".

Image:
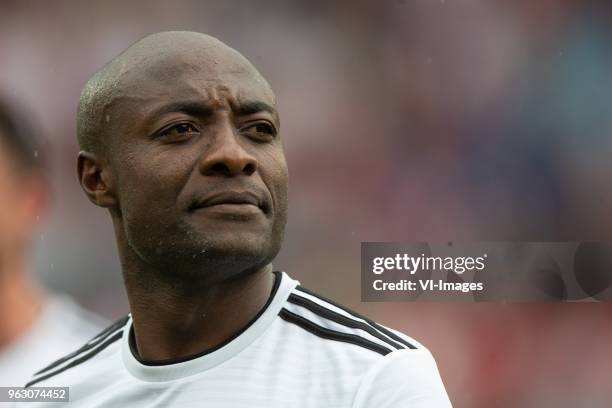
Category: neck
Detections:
[
  {"x1": 0, "y1": 253, "x2": 44, "y2": 350},
  {"x1": 122, "y1": 247, "x2": 275, "y2": 362}
]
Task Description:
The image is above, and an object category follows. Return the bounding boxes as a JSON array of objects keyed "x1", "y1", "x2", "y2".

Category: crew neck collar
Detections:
[{"x1": 121, "y1": 271, "x2": 297, "y2": 382}]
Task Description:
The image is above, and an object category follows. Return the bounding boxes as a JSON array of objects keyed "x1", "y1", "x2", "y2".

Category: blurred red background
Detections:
[{"x1": 1, "y1": 0, "x2": 612, "y2": 406}]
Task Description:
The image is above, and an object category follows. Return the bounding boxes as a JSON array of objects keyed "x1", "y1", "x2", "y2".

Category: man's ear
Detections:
[{"x1": 77, "y1": 151, "x2": 118, "y2": 208}]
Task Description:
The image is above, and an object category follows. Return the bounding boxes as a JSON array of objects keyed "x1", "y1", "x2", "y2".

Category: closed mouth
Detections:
[{"x1": 189, "y1": 191, "x2": 267, "y2": 212}]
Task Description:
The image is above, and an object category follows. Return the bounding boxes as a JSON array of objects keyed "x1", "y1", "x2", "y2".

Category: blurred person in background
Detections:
[{"x1": 0, "y1": 98, "x2": 105, "y2": 387}]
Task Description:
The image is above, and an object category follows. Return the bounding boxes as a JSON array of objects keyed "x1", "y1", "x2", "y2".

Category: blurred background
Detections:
[{"x1": 1, "y1": 0, "x2": 612, "y2": 406}]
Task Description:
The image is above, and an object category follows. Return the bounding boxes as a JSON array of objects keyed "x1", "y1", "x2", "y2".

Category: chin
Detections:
[
  {"x1": 201, "y1": 233, "x2": 276, "y2": 263},
  {"x1": 154, "y1": 231, "x2": 278, "y2": 281}
]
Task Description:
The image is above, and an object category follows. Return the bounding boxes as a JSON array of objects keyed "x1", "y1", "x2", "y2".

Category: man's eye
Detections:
[
  {"x1": 242, "y1": 123, "x2": 276, "y2": 139},
  {"x1": 159, "y1": 123, "x2": 199, "y2": 140}
]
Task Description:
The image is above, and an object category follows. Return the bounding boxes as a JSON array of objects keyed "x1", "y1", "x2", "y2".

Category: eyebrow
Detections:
[
  {"x1": 148, "y1": 100, "x2": 278, "y2": 121},
  {"x1": 149, "y1": 101, "x2": 214, "y2": 119},
  {"x1": 236, "y1": 101, "x2": 276, "y2": 117}
]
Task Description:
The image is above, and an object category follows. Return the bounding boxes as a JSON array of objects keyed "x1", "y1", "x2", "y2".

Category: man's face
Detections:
[{"x1": 104, "y1": 48, "x2": 288, "y2": 280}]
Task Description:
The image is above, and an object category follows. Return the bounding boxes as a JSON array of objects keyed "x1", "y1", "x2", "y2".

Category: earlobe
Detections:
[{"x1": 77, "y1": 151, "x2": 118, "y2": 208}]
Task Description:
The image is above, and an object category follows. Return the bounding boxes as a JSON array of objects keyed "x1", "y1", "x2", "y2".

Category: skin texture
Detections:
[{"x1": 77, "y1": 31, "x2": 288, "y2": 361}]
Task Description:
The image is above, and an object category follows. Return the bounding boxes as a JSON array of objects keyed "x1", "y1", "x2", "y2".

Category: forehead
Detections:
[{"x1": 113, "y1": 47, "x2": 275, "y2": 113}]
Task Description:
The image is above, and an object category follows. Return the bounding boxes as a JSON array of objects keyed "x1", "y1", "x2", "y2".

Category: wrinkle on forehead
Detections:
[{"x1": 103, "y1": 78, "x2": 276, "y2": 124}]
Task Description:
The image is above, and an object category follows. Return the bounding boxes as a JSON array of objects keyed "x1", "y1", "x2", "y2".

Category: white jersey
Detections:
[{"x1": 22, "y1": 272, "x2": 451, "y2": 407}]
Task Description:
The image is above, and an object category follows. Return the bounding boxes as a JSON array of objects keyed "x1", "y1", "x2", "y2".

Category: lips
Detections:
[{"x1": 189, "y1": 191, "x2": 267, "y2": 213}]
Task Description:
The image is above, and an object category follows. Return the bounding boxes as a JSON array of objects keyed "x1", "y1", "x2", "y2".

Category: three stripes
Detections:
[{"x1": 280, "y1": 285, "x2": 416, "y2": 356}]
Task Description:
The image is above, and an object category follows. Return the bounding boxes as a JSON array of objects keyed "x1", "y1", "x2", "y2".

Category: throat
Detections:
[{"x1": 128, "y1": 267, "x2": 276, "y2": 363}]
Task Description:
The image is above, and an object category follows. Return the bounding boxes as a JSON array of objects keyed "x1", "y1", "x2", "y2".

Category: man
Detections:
[
  {"x1": 23, "y1": 31, "x2": 451, "y2": 407},
  {"x1": 0, "y1": 100, "x2": 104, "y2": 389}
]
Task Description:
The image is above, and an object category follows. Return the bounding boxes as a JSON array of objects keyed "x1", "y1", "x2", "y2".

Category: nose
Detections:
[{"x1": 199, "y1": 123, "x2": 257, "y2": 177}]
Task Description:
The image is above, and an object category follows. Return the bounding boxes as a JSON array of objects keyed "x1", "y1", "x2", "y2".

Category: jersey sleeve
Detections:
[{"x1": 351, "y1": 348, "x2": 452, "y2": 408}]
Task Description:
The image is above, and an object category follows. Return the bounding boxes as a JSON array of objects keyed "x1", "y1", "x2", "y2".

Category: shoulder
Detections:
[
  {"x1": 352, "y1": 348, "x2": 453, "y2": 407},
  {"x1": 25, "y1": 314, "x2": 129, "y2": 388},
  {"x1": 278, "y1": 281, "x2": 452, "y2": 406},
  {"x1": 277, "y1": 282, "x2": 451, "y2": 405},
  {"x1": 279, "y1": 283, "x2": 423, "y2": 357}
]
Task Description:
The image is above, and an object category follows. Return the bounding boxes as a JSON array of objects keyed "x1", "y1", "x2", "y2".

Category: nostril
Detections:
[
  {"x1": 201, "y1": 153, "x2": 257, "y2": 177},
  {"x1": 243, "y1": 163, "x2": 256, "y2": 176},
  {"x1": 208, "y1": 162, "x2": 231, "y2": 177}
]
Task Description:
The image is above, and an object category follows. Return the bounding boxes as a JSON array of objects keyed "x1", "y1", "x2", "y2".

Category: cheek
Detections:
[
  {"x1": 115, "y1": 154, "x2": 196, "y2": 256},
  {"x1": 259, "y1": 148, "x2": 289, "y2": 213},
  {"x1": 115, "y1": 150, "x2": 194, "y2": 219}
]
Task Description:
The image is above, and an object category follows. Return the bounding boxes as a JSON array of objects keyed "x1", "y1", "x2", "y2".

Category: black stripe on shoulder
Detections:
[
  {"x1": 26, "y1": 330, "x2": 123, "y2": 388},
  {"x1": 288, "y1": 293, "x2": 406, "y2": 351},
  {"x1": 295, "y1": 285, "x2": 417, "y2": 350},
  {"x1": 33, "y1": 315, "x2": 129, "y2": 377},
  {"x1": 86, "y1": 315, "x2": 130, "y2": 346},
  {"x1": 279, "y1": 308, "x2": 392, "y2": 356}
]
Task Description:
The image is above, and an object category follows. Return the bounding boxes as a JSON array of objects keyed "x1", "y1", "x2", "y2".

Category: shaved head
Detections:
[{"x1": 77, "y1": 31, "x2": 274, "y2": 157}]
